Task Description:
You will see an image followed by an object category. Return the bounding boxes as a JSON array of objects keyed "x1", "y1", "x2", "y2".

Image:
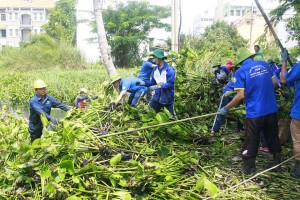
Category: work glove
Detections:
[
  {"x1": 136, "y1": 81, "x2": 145, "y2": 86},
  {"x1": 218, "y1": 107, "x2": 229, "y2": 115},
  {"x1": 280, "y1": 48, "x2": 288, "y2": 62},
  {"x1": 149, "y1": 85, "x2": 159, "y2": 91},
  {"x1": 48, "y1": 115, "x2": 58, "y2": 125}
]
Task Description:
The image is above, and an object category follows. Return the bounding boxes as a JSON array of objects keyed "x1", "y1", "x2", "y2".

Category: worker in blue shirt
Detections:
[
  {"x1": 110, "y1": 75, "x2": 148, "y2": 107},
  {"x1": 213, "y1": 60, "x2": 233, "y2": 84},
  {"x1": 267, "y1": 58, "x2": 281, "y2": 87},
  {"x1": 211, "y1": 76, "x2": 244, "y2": 136},
  {"x1": 219, "y1": 48, "x2": 281, "y2": 174},
  {"x1": 74, "y1": 88, "x2": 91, "y2": 109},
  {"x1": 280, "y1": 49, "x2": 300, "y2": 179},
  {"x1": 143, "y1": 49, "x2": 176, "y2": 117},
  {"x1": 29, "y1": 80, "x2": 71, "y2": 142},
  {"x1": 138, "y1": 53, "x2": 157, "y2": 102}
]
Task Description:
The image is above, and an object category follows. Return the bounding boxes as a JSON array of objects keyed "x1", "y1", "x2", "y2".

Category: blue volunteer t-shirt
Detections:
[
  {"x1": 234, "y1": 58, "x2": 277, "y2": 118},
  {"x1": 138, "y1": 60, "x2": 155, "y2": 81},
  {"x1": 285, "y1": 62, "x2": 300, "y2": 120},
  {"x1": 223, "y1": 78, "x2": 235, "y2": 94},
  {"x1": 119, "y1": 77, "x2": 143, "y2": 93}
]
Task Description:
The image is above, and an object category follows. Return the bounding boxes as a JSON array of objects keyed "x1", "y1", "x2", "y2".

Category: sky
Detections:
[{"x1": 76, "y1": 0, "x2": 219, "y2": 62}]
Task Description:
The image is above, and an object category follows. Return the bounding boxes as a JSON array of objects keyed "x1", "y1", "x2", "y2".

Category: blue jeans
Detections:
[
  {"x1": 128, "y1": 87, "x2": 148, "y2": 107},
  {"x1": 212, "y1": 95, "x2": 233, "y2": 132},
  {"x1": 212, "y1": 95, "x2": 244, "y2": 132},
  {"x1": 149, "y1": 100, "x2": 176, "y2": 118}
]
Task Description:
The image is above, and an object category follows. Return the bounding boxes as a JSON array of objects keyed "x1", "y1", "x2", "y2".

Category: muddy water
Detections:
[{"x1": 0, "y1": 102, "x2": 67, "y2": 120}]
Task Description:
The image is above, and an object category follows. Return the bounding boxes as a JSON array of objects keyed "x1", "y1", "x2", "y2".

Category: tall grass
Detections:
[
  {"x1": 0, "y1": 34, "x2": 85, "y2": 70},
  {"x1": 0, "y1": 67, "x2": 138, "y2": 106}
]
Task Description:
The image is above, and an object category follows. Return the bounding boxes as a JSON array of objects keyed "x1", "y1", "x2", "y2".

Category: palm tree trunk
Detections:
[{"x1": 93, "y1": 0, "x2": 118, "y2": 76}]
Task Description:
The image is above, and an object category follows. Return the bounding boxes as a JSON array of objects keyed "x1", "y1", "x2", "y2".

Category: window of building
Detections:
[
  {"x1": 242, "y1": 10, "x2": 245, "y2": 16},
  {"x1": 230, "y1": 10, "x2": 234, "y2": 16},
  {"x1": 15, "y1": 29, "x2": 19, "y2": 36},
  {"x1": 0, "y1": 30, "x2": 6, "y2": 37},
  {"x1": 34, "y1": 13, "x2": 37, "y2": 20},
  {"x1": 1, "y1": 14, "x2": 6, "y2": 21},
  {"x1": 34, "y1": 29, "x2": 38, "y2": 33},
  {"x1": 22, "y1": 0, "x2": 32, "y2": 2},
  {"x1": 236, "y1": 10, "x2": 241, "y2": 16},
  {"x1": 9, "y1": 29, "x2": 13, "y2": 37},
  {"x1": 39, "y1": 13, "x2": 43, "y2": 21},
  {"x1": 9, "y1": 13, "x2": 12, "y2": 20},
  {"x1": 15, "y1": 13, "x2": 18, "y2": 20}
]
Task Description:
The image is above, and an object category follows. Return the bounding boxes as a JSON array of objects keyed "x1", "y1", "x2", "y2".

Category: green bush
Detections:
[{"x1": 0, "y1": 34, "x2": 85, "y2": 70}]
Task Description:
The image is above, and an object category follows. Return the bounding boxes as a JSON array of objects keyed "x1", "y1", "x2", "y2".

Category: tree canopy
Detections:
[
  {"x1": 270, "y1": 0, "x2": 300, "y2": 43},
  {"x1": 101, "y1": 0, "x2": 171, "y2": 68},
  {"x1": 43, "y1": 0, "x2": 77, "y2": 45},
  {"x1": 188, "y1": 21, "x2": 248, "y2": 64}
]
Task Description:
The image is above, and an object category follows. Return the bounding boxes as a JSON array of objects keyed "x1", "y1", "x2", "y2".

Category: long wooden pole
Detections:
[{"x1": 254, "y1": 0, "x2": 293, "y2": 66}]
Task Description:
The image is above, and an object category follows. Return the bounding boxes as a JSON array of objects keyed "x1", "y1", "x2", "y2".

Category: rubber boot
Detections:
[
  {"x1": 290, "y1": 160, "x2": 300, "y2": 179},
  {"x1": 269, "y1": 152, "x2": 282, "y2": 172},
  {"x1": 242, "y1": 157, "x2": 256, "y2": 174}
]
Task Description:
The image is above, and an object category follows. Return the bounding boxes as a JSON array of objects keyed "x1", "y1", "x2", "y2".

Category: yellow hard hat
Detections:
[{"x1": 33, "y1": 79, "x2": 47, "y2": 89}]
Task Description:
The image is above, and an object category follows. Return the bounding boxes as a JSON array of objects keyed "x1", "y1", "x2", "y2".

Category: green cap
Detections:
[
  {"x1": 273, "y1": 57, "x2": 281, "y2": 64},
  {"x1": 151, "y1": 49, "x2": 167, "y2": 59},
  {"x1": 110, "y1": 74, "x2": 121, "y2": 85},
  {"x1": 267, "y1": 58, "x2": 274, "y2": 64},
  {"x1": 211, "y1": 62, "x2": 221, "y2": 68},
  {"x1": 235, "y1": 47, "x2": 256, "y2": 66}
]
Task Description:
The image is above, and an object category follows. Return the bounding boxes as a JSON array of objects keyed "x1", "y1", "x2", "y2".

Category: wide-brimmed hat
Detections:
[
  {"x1": 267, "y1": 58, "x2": 274, "y2": 64},
  {"x1": 235, "y1": 47, "x2": 256, "y2": 66},
  {"x1": 211, "y1": 62, "x2": 221, "y2": 68},
  {"x1": 110, "y1": 74, "x2": 121, "y2": 85},
  {"x1": 151, "y1": 49, "x2": 167, "y2": 59}
]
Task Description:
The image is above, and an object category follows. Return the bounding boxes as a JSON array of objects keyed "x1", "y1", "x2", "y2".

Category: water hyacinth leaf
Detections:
[
  {"x1": 110, "y1": 153, "x2": 122, "y2": 166},
  {"x1": 137, "y1": 162, "x2": 144, "y2": 177},
  {"x1": 46, "y1": 182, "x2": 57, "y2": 197},
  {"x1": 159, "y1": 145, "x2": 170, "y2": 156},
  {"x1": 72, "y1": 176, "x2": 80, "y2": 184},
  {"x1": 41, "y1": 169, "x2": 51, "y2": 179},
  {"x1": 112, "y1": 191, "x2": 131, "y2": 200},
  {"x1": 60, "y1": 160, "x2": 75, "y2": 174},
  {"x1": 204, "y1": 177, "x2": 220, "y2": 196},
  {"x1": 155, "y1": 112, "x2": 169, "y2": 123},
  {"x1": 118, "y1": 179, "x2": 127, "y2": 187},
  {"x1": 165, "y1": 175, "x2": 173, "y2": 182},
  {"x1": 195, "y1": 177, "x2": 204, "y2": 192},
  {"x1": 40, "y1": 112, "x2": 49, "y2": 126},
  {"x1": 66, "y1": 196, "x2": 82, "y2": 200}
]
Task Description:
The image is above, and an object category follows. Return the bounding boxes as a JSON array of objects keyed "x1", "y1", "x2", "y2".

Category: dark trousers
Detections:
[
  {"x1": 128, "y1": 87, "x2": 148, "y2": 107},
  {"x1": 149, "y1": 100, "x2": 176, "y2": 118},
  {"x1": 242, "y1": 112, "x2": 281, "y2": 158},
  {"x1": 29, "y1": 127, "x2": 43, "y2": 143}
]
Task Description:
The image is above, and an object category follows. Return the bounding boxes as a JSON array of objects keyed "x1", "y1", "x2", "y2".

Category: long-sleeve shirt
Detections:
[
  {"x1": 28, "y1": 94, "x2": 70, "y2": 133},
  {"x1": 145, "y1": 62, "x2": 175, "y2": 105}
]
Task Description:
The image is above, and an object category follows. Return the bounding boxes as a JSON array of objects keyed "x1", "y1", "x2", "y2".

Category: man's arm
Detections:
[
  {"x1": 114, "y1": 91, "x2": 127, "y2": 104},
  {"x1": 160, "y1": 69, "x2": 175, "y2": 89},
  {"x1": 51, "y1": 97, "x2": 71, "y2": 111},
  {"x1": 225, "y1": 89, "x2": 245, "y2": 110}
]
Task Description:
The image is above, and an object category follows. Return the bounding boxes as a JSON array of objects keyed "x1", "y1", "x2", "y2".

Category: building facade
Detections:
[
  {"x1": 0, "y1": 0, "x2": 56, "y2": 47},
  {"x1": 193, "y1": 10, "x2": 215, "y2": 37}
]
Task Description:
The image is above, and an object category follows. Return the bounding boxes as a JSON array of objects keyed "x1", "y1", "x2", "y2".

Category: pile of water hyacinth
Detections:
[{"x1": 0, "y1": 93, "x2": 300, "y2": 200}]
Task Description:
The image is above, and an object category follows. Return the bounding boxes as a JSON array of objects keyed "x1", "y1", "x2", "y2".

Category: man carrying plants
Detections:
[
  {"x1": 29, "y1": 80, "x2": 71, "y2": 142},
  {"x1": 110, "y1": 75, "x2": 148, "y2": 108},
  {"x1": 280, "y1": 49, "x2": 300, "y2": 179},
  {"x1": 218, "y1": 48, "x2": 281, "y2": 174},
  {"x1": 142, "y1": 49, "x2": 176, "y2": 117}
]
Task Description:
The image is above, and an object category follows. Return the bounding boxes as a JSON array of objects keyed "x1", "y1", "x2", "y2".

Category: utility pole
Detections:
[{"x1": 171, "y1": 0, "x2": 180, "y2": 52}]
